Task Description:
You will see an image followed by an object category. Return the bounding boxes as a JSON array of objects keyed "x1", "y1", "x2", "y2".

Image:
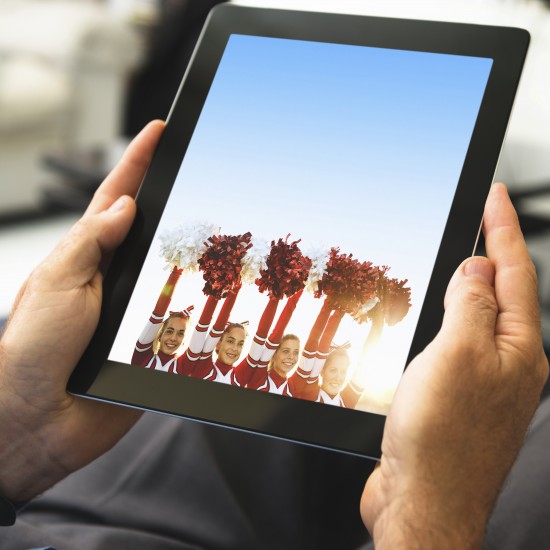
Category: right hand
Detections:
[{"x1": 361, "y1": 183, "x2": 549, "y2": 549}]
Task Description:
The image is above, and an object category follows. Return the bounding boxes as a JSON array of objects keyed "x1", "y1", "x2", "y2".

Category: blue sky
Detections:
[
  {"x1": 172, "y1": 35, "x2": 491, "y2": 277},
  {"x1": 111, "y1": 34, "x2": 492, "y2": 411}
]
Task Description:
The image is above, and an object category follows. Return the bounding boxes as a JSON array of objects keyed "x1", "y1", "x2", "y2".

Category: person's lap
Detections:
[
  {"x1": 7, "y1": 395, "x2": 550, "y2": 549},
  {"x1": 484, "y1": 394, "x2": 550, "y2": 549},
  {"x1": 6, "y1": 412, "x2": 374, "y2": 549}
]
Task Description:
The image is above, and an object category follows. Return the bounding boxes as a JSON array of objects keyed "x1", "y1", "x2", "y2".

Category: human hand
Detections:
[
  {"x1": 0, "y1": 121, "x2": 165, "y2": 503},
  {"x1": 360, "y1": 183, "x2": 549, "y2": 549}
]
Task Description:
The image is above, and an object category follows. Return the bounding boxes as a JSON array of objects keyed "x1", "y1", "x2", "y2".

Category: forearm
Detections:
[
  {"x1": 248, "y1": 297, "x2": 279, "y2": 363},
  {"x1": 152, "y1": 267, "x2": 182, "y2": 317},
  {"x1": 304, "y1": 300, "x2": 332, "y2": 353},
  {"x1": 202, "y1": 287, "x2": 241, "y2": 354},
  {"x1": 188, "y1": 295, "x2": 218, "y2": 355},
  {"x1": 317, "y1": 310, "x2": 344, "y2": 357}
]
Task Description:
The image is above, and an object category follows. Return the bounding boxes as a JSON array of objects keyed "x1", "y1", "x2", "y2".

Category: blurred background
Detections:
[{"x1": 0, "y1": 0, "x2": 549, "y2": 373}]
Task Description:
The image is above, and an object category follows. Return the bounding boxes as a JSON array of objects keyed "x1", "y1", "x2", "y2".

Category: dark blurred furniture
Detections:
[{"x1": 124, "y1": 0, "x2": 226, "y2": 136}]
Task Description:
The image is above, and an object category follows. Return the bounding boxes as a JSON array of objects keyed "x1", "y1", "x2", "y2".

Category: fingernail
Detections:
[
  {"x1": 464, "y1": 257, "x2": 495, "y2": 285},
  {"x1": 108, "y1": 196, "x2": 127, "y2": 213}
]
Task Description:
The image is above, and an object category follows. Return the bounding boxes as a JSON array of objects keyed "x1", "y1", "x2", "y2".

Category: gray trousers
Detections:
[
  {"x1": 2, "y1": 413, "x2": 374, "y2": 549},
  {"x1": 4, "y1": 398, "x2": 550, "y2": 549}
]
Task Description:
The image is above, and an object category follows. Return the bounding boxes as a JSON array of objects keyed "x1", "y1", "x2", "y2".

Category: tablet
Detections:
[{"x1": 68, "y1": 4, "x2": 529, "y2": 458}]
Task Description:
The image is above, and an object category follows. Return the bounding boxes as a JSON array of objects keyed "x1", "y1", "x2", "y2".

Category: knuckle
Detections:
[
  {"x1": 460, "y1": 281, "x2": 498, "y2": 316},
  {"x1": 443, "y1": 338, "x2": 489, "y2": 369}
]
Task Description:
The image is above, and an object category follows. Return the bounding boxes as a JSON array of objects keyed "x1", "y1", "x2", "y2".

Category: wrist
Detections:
[{"x1": 0, "y1": 383, "x2": 67, "y2": 503}]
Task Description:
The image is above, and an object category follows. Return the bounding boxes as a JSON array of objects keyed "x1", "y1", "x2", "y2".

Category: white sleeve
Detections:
[{"x1": 136, "y1": 319, "x2": 161, "y2": 349}]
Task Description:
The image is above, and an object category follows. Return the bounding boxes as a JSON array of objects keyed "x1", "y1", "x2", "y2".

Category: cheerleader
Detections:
[
  {"x1": 233, "y1": 290, "x2": 302, "y2": 389},
  {"x1": 292, "y1": 306, "x2": 363, "y2": 408},
  {"x1": 131, "y1": 266, "x2": 193, "y2": 373},
  {"x1": 316, "y1": 347, "x2": 362, "y2": 408},
  {"x1": 248, "y1": 334, "x2": 301, "y2": 395},
  {"x1": 179, "y1": 285, "x2": 247, "y2": 384}
]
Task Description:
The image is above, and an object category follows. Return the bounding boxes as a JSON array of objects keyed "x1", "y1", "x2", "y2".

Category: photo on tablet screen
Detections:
[{"x1": 108, "y1": 34, "x2": 492, "y2": 415}]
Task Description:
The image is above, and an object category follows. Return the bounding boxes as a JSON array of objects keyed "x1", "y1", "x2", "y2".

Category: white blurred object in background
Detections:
[{"x1": 0, "y1": 0, "x2": 143, "y2": 214}]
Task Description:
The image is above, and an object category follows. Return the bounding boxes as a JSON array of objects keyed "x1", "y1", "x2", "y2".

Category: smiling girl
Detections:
[
  {"x1": 132, "y1": 267, "x2": 193, "y2": 373},
  {"x1": 292, "y1": 308, "x2": 364, "y2": 408},
  {"x1": 248, "y1": 334, "x2": 301, "y2": 395},
  {"x1": 235, "y1": 290, "x2": 303, "y2": 392},
  {"x1": 179, "y1": 286, "x2": 248, "y2": 383}
]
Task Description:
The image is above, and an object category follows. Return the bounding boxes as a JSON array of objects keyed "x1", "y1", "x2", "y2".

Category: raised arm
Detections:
[
  {"x1": 293, "y1": 309, "x2": 345, "y2": 401},
  {"x1": 233, "y1": 297, "x2": 279, "y2": 387},
  {"x1": 132, "y1": 266, "x2": 182, "y2": 364},
  {"x1": 244, "y1": 290, "x2": 303, "y2": 389},
  {"x1": 201, "y1": 285, "x2": 241, "y2": 358},
  {"x1": 260, "y1": 289, "x2": 303, "y2": 366},
  {"x1": 340, "y1": 369, "x2": 364, "y2": 409},
  {"x1": 288, "y1": 300, "x2": 332, "y2": 398},
  {"x1": 186, "y1": 296, "x2": 218, "y2": 357}
]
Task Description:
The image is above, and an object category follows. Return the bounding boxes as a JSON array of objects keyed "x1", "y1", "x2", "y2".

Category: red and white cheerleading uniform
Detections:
[
  {"x1": 285, "y1": 301, "x2": 333, "y2": 401},
  {"x1": 186, "y1": 357, "x2": 236, "y2": 384},
  {"x1": 132, "y1": 267, "x2": 183, "y2": 373},
  {"x1": 290, "y1": 304, "x2": 363, "y2": 409},
  {"x1": 243, "y1": 290, "x2": 303, "y2": 393},
  {"x1": 254, "y1": 368, "x2": 292, "y2": 396},
  {"x1": 315, "y1": 382, "x2": 363, "y2": 409},
  {"x1": 317, "y1": 388, "x2": 345, "y2": 407},
  {"x1": 179, "y1": 286, "x2": 241, "y2": 381}
]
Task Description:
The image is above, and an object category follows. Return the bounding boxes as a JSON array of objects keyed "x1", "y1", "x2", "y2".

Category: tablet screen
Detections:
[{"x1": 108, "y1": 34, "x2": 492, "y2": 415}]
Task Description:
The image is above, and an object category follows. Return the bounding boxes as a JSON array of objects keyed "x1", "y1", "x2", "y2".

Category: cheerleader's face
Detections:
[
  {"x1": 320, "y1": 356, "x2": 349, "y2": 397},
  {"x1": 272, "y1": 339, "x2": 300, "y2": 377},
  {"x1": 216, "y1": 327, "x2": 246, "y2": 365},
  {"x1": 159, "y1": 317, "x2": 187, "y2": 355}
]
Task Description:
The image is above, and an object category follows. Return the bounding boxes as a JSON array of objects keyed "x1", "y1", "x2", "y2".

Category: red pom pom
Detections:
[
  {"x1": 316, "y1": 248, "x2": 379, "y2": 314},
  {"x1": 382, "y1": 276, "x2": 412, "y2": 326},
  {"x1": 357, "y1": 267, "x2": 411, "y2": 326},
  {"x1": 198, "y1": 232, "x2": 252, "y2": 298},
  {"x1": 255, "y1": 235, "x2": 312, "y2": 300}
]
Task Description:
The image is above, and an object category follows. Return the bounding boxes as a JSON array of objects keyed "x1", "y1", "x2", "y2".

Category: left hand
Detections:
[{"x1": 0, "y1": 120, "x2": 165, "y2": 503}]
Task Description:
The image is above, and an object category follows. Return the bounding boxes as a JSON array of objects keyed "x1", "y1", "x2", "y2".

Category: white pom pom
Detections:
[
  {"x1": 241, "y1": 236, "x2": 270, "y2": 284},
  {"x1": 305, "y1": 246, "x2": 331, "y2": 293},
  {"x1": 353, "y1": 297, "x2": 380, "y2": 318},
  {"x1": 159, "y1": 220, "x2": 219, "y2": 272}
]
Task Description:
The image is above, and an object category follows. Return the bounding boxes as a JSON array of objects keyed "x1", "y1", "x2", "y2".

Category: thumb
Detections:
[
  {"x1": 440, "y1": 256, "x2": 498, "y2": 343},
  {"x1": 38, "y1": 195, "x2": 136, "y2": 291}
]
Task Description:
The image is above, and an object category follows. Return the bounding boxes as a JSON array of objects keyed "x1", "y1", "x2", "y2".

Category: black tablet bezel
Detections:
[{"x1": 68, "y1": 4, "x2": 529, "y2": 458}]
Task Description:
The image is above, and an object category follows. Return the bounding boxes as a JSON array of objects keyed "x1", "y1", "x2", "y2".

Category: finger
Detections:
[
  {"x1": 39, "y1": 195, "x2": 136, "y2": 290},
  {"x1": 483, "y1": 183, "x2": 540, "y2": 334},
  {"x1": 86, "y1": 120, "x2": 165, "y2": 216},
  {"x1": 360, "y1": 468, "x2": 383, "y2": 535},
  {"x1": 440, "y1": 256, "x2": 497, "y2": 345}
]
